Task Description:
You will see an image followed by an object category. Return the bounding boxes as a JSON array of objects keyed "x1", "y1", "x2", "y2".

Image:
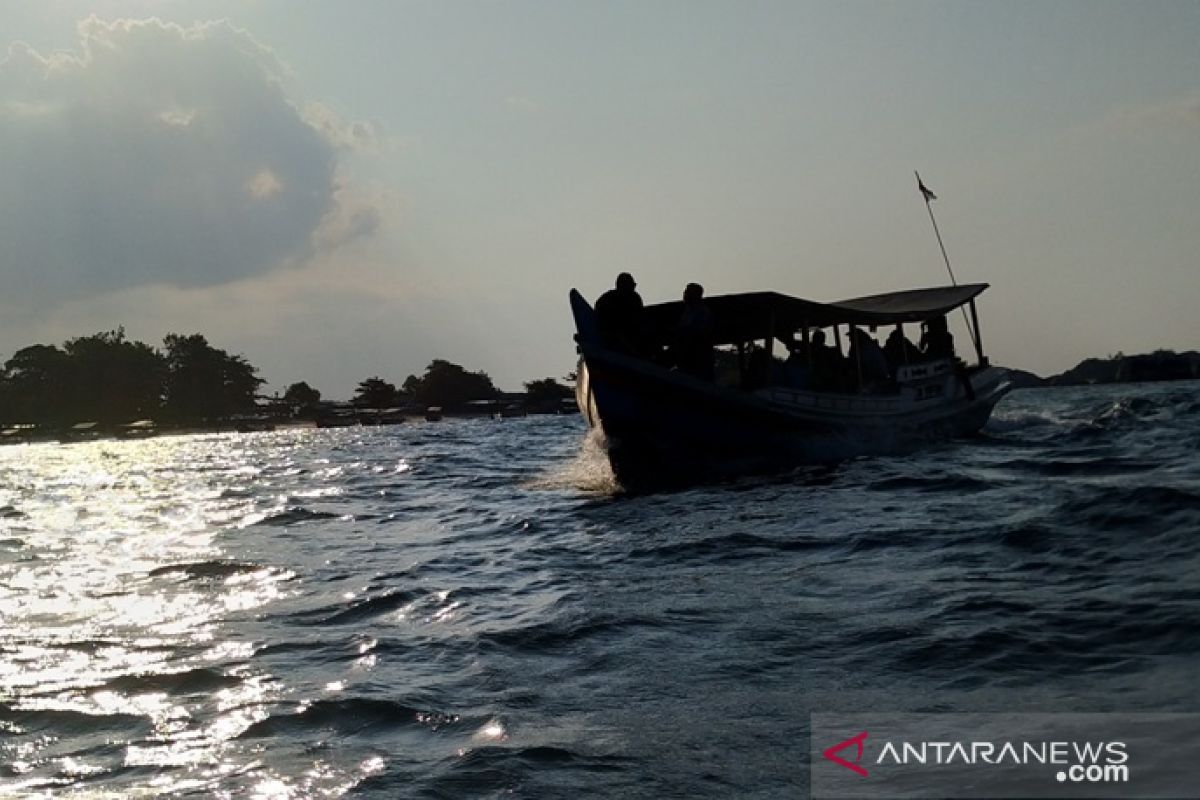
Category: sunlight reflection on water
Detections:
[{"x1": 0, "y1": 433, "x2": 322, "y2": 796}]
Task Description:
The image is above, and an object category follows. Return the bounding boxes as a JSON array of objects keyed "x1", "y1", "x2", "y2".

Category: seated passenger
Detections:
[
  {"x1": 884, "y1": 326, "x2": 922, "y2": 373},
  {"x1": 807, "y1": 329, "x2": 843, "y2": 391},
  {"x1": 743, "y1": 346, "x2": 770, "y2": 391},
  {"x1": 783, "y1": 337, "x2": 813, "y2": 389},
  {"x1": 848, "y1": 328, "x2": 890, "y2": 392},
  {"x1": 919, "y1": 315, "x2": 955, "y2": 360}
]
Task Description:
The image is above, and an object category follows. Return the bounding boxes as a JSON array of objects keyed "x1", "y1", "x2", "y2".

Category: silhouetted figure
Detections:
[
  {"x1": 673, "y1": 282, "x2": 715, "y2": 380},
  {"x1": 743, "y1": 346, "x2": 771, "y2": 391},
  {"x1": 849, "y1": 327, "x2": 889, "y2": 392},
  {"x1": 783, "y1": 335, "x2": 813, "y2": 389},
  {"x1": 595, "y1": 272, "x2": 645, "y2": 355},
  {"x1": 884, "y1": 326, "x2": 921, "y2": 373},
  {"x1": 920, "y1": 315, "x2": 955, "y2": 360},
  {"x1": 806, "y1": 329, "x2": 844, "y2": 391}
]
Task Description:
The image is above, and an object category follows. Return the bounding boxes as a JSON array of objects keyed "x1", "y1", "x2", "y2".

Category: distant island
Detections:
[
  {"x1": 0, "y1": 329, "x2": 574, "y2": 443},
  {"x1": 1006, "y1": 350, "x2": 1200, "y2": 389}
]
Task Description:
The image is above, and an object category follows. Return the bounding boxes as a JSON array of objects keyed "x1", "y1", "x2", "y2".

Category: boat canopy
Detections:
[{"x1": 643, "y1": 283, "x2": 988, "y2": 346}]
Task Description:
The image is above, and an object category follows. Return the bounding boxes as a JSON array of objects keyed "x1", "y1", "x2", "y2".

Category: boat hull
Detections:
[{"x1": 576, "y1": 348, "x2": 1010, "y2": 490}]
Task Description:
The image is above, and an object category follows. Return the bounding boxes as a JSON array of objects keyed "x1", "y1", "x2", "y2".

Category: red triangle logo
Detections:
[{"x1": 822, "y1": 730, "x2": 869, "y2": 777}]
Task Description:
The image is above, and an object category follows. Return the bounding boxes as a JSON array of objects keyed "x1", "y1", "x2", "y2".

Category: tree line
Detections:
[
  {"x1": 0, "y1": 330, "x2": 262, "y2": 426},
  {"x1": 284, "y1": 360, "x2": 572, "y2": 416},
  {"x1": 0, "y1": 332, "x2": 575, "y2": 427}
]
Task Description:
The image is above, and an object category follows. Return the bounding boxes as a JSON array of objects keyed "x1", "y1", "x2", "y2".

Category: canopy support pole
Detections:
[
  {"x1": 852, "y1": 326, "x2": 864, "y2": 392},
  {"x1": 766, "y1": 313, "x2": 775, "y2": 361},
  {"x1": 968, "y1": 299, "x2": 986, "y2": 366}
]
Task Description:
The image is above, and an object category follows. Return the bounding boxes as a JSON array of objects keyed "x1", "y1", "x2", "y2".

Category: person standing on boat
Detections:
[
  {"x1": 595, "y1": 272, "x2": 646, "y2": 355},
  {"x1": 673, "y1": 282, "x2": 715, "y2": 381},
  {"x1": 919, "y1": 315, "x2": 955, "y2": 360}
]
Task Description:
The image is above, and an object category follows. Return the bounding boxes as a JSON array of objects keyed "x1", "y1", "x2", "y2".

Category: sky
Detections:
[{"x1": 1, "y1": 1, "x2": 1197, "y2": 398}]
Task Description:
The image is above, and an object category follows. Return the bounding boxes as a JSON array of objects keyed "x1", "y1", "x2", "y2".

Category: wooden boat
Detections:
[{"x1": 570, "y1": 283, "x2": 1010, "y2": 490}]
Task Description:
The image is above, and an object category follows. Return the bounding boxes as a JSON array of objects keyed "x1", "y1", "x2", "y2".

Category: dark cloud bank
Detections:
[{"x1": 0, "y1": 17, "x2": 370, "y2": 303}]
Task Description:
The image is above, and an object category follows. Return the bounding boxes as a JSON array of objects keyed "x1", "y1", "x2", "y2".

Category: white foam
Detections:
[{"x1": 525, "y1": 429, "x2": 620, "y2": 494}]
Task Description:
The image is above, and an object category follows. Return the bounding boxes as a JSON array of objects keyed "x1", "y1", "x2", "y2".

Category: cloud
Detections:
[
  {"x1": 304, "y1": 101, "x2": 385, "y2": 152},
  {"x1": 0, "y1": 16, "x2": 377, "y2": 303}
]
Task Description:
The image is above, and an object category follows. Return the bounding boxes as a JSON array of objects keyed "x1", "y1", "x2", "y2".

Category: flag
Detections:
[{"x1": 916, "y1": 173, "x2": 937, "y2": 202}]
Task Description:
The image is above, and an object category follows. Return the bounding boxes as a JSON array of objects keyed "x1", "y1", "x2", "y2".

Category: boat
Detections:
[
  {"x1": 358, "y1": 407, "x2": 407, "y2": 426},
  {"x1": 58, "y1": 421, "x2": 105, "y2": 443},
  {"x1": 119, "y1": 419, "x2": 158, "y2": 439},
  {"x1": 233, "y1": 415, "x2": 276, "y2": 433},
  {"x1": 496, "y1": 403, "x2": 527, "y2": 419},
  {"x1": 315, "y1": 410, "x2": 358, "y2": 428},
  {"x1": 569, "y1": 283, "x2": 1010, "y2": 490}
]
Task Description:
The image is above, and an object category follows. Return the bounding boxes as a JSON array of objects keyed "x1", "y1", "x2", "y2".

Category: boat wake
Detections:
[
  {"x1": 983, "y1": 407, "x2": 1076, "y2": 435},
  {"x1": 525, "y1": 429, "x2": 620, "y2": 494}
]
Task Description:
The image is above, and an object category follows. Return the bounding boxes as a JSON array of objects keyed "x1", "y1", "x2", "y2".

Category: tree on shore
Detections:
[
  {"x1": 352, "y1": 377, "x2": 400, "y2": 408},
  {"x1": 0, "y1": 331, "x2": 167, "y2": 425},
  {"x1": 162, "y1": 334, "x2": 263, "y2": 423},
  {"x1": 402, "y1": 359, "x2": 498, "y2": 408},
  {"x1": 63, "y1": 330, "x2": 166, "y2": 423},
  {"x1": 1, "y1": 344, "x2": 71, "y2": 425},
  {"x1": 283, "y1": 381, "x2": 322, "y2": 416},
  {"x1": 523, "y1": 377, "x2": 572, "y2": 412}
]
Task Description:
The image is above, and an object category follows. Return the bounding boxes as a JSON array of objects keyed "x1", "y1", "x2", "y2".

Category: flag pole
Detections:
[{"x1": 915, "y1": 171, "x2": 978, "y2": 353}]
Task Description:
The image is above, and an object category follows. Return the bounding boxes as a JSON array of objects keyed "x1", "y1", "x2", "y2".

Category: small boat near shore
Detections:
[{"x1": 569, "y1": 283, "x2": 1010, "y2": 490}]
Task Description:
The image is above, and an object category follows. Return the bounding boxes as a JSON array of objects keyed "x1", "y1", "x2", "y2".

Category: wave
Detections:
[
  {"x1": 985, "y1": 409, "x2": 1075, "y2": 435},
  {"x1": 892, "y1": 626, "x2": 1102, "y2": 676},
  {"x1": 475, "y1": 613, "x2": 660, "y2": 653},
  {"x1": 412, "y1": 744, "x2": 635, "y2": 799},
  {"x1": 303, "y1": 588, "x2": 424, "y2": 626},
  {"x1": 149, "y1": 560, "x2": 268, "y2": 580},
  {"x1": 1053, "y1": 485, "x2": 1200, "y2": 532},
  {"x1": 994, "y1": 522, "x2": 1059, "y2": 552},
  {"x1": 865, "y1": 474, "x2": 993, "y2": 493},
  {"x1": 238, "y1": 698, "x2": 456, "y2": 739},
  {"x1": 0, "y1": 704, "x2": 151, "y2": 736},
  {"x1": 1088, "y1": 395, "x2": 1162, "y2": 425},
  {"x1": 627, "y1": 530, "x2": 828, "y2": 562},
  {"x1": 989, "y1": 386, "x2": 1198, "y2": 446},
  {"x1": 100, "y1": 667, "x2": 242, "y2": 695},
  {"x1": 255, "y1": 507, "x2": 342, "y2": 526},
  {"x1": 987, "y1": 455, "x2": 1158, "y2": 478}
]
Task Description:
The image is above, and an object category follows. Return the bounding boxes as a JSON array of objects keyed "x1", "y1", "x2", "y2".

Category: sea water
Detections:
[{"x1": 1, "y1": 381, "x2": 1198, "y2": 798}]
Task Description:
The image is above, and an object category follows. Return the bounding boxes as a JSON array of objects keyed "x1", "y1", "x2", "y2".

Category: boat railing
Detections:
[
  {"x1": 763, "y1": 387, "x2": 907, "y2": 414},
  {"x1": 764, "y1": 357, "x2": 971, "y2": 413},
  {"x1": 895, "y1": 358, "x2": 954, "y2": 384}
]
